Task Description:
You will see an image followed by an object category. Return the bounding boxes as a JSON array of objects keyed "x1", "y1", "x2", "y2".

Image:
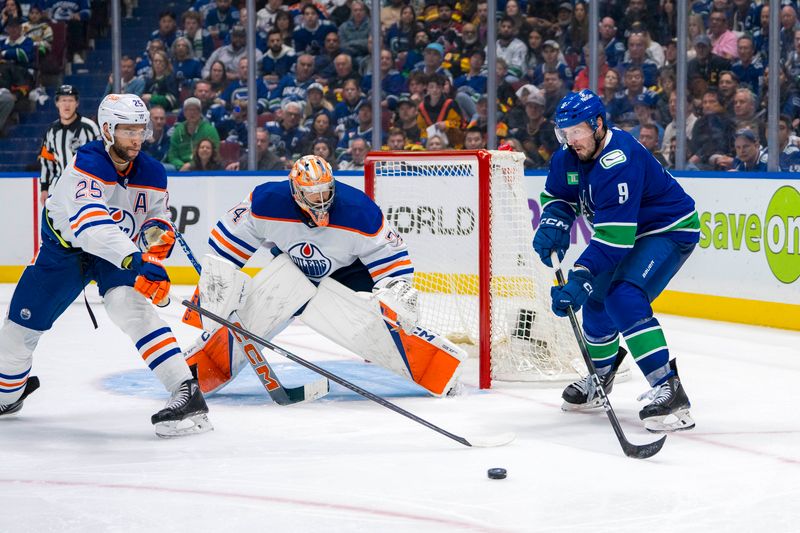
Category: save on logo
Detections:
[
  {"x1": 764, "y1": 186, "x2": 800, "y2": 283},
  {"x1": 698, "y1": 185, "x2": 800, "y2": 284}
]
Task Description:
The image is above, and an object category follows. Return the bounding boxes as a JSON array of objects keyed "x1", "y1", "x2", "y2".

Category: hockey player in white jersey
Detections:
[
  {"x1": 0, "y1": 94, "x2": 211, "y2": 437},
  {"x1": 183, "y1": 154, "x2": 467, "y2": 398}
]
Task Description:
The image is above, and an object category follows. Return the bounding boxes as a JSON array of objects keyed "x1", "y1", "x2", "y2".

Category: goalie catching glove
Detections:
[
  {"x1": 123, "y1": 252, "x2": 171, "y2": 305},
  {"x1": 373, "y1": 277, "x2": 419, "y2": 333},
  {"x1": 138, "y1": 218, "x2": 176, "y2": 260}
]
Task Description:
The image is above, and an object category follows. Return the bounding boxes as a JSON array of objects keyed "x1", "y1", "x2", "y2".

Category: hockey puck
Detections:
[{"x1": 487, "y1": 468, "x2": 507, "y2": 480}]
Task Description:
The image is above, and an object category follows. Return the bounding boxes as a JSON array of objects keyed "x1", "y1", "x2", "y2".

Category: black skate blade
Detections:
[{"x1": 622, "y1": 435, "x2": 667, "y2": 459}]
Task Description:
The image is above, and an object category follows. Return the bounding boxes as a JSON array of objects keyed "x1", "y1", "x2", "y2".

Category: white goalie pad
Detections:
[
  {"x1": 299, "y1": 278, "x2": 467, "y2": 396},
  {"x1": 238, "y1": 253, "x2": 317, "y2": 338},
  {"x1": 199, "y1": 255, "x2": 251, "y2": 332}
]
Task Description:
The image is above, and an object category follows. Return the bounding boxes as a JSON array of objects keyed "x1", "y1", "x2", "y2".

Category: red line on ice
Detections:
[{"x1": 0, "y1": 478, "x2": 511, "y2": 532}]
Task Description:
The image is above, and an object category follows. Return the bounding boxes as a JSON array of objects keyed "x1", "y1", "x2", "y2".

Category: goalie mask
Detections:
[{"x1": 289, "y1": 155, "x2": 335, "y2": 227}]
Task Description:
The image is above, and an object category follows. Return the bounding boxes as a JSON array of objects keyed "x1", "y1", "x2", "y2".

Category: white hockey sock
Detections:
[
  {"x1": 0, "y1": 319, "x2": 42, "y2": 405},
  {"x1": 104, "y1": 286, "x2": 192, "y2": 393}
]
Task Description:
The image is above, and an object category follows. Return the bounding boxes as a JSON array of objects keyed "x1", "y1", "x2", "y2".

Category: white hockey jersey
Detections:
[
  {"x1": 44, "y1": 140, "x2": 170, "y2": 267},
  {"x1": 208, "y1": 180, "x2": 413, "y2": 284}
]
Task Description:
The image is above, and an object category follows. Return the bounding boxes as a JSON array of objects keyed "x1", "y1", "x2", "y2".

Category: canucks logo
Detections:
[
  {"x1": 287, "y1": 242, "x2": 332, "y2": 278},
  {"x1": 109, "y1": 207, "x2": 137, "y2": 238}
]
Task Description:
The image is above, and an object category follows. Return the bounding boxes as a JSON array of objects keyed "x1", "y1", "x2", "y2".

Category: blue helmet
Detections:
[{"x1": 554, "y1": 89, "x2": 606, "y2": 131}]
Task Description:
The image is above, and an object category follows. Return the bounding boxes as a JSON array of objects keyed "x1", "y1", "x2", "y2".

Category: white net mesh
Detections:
[{"x1": 368, "y1": 150, "x2": 581, "y2": 385}]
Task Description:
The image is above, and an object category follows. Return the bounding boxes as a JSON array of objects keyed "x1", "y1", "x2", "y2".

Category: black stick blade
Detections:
[{"x1": 624, "y1": 435, "x2": 667, "y2": 459}]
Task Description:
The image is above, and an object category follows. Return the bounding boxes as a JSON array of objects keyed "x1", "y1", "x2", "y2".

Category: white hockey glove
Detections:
[{"x1": 373, "y1": 277, "x2": 419, "y2": 334}]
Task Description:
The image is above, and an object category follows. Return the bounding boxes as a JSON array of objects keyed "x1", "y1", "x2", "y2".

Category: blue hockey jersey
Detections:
[{"x1": 542, "y1": 127, "x2": 700, "y2": 276}]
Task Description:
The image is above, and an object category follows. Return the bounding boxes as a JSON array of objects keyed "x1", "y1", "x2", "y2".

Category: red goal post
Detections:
[{"x1": 364, "y1": 150, "x2": 581, "y2": 388}]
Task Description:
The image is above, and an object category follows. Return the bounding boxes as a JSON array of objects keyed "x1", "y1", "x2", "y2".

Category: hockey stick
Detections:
[
  {"x1": 170, "y1": 226, "x2": 330, "y2": 405},
  {"x1": 183, "y1": 299, "x2": 514, "y2": 448},
  {"x1": 551, "y1": 253, "x2": 666, "y2": 459}
]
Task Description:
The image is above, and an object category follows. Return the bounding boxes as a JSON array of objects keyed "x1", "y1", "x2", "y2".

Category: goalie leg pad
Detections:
[
  {"x1": 237, "y1": 253, "x2": 317, "y2": 338},
  {"x1": 300, "y1": 278, "x2": 467, "y2": 397},
  {"x1": 185, "y1": 328, "x2": 246, "y2": 394},
  {"x1": 197, "y1": 254, "x2": 251, "y2": 333}
]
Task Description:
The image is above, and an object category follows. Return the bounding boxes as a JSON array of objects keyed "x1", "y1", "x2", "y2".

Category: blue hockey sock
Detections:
[
  {"x1": 622, "y1": 317, "x2": 672, "y2": 386},
  {"x1": 584, "y1": 333, "x2": 620, "y2": 377}
]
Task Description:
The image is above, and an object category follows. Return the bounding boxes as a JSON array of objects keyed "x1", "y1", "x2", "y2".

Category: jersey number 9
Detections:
[{"x1": 618, "y1": 182, "x2": 629, "y2": 204}]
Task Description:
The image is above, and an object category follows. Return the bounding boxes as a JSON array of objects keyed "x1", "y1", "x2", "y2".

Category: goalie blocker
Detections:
[{"x1": 185, "y1": 254, "x2": 467, "y2": 397}]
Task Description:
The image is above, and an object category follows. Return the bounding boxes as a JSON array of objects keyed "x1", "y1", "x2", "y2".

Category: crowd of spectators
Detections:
[{"x1": 4, "y1": 0, "x2": 800, "y2": 171}]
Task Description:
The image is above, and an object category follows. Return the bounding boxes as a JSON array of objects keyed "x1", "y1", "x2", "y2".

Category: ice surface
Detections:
[{"x1": 1, "y1": 284, "x2": 798, "y2": 533}]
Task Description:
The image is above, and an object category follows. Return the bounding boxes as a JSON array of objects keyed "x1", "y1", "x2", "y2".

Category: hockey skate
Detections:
[
  {"x1": 151, "y1": 378, "x2": 213, "y2": 438},
  {"x1": 638, "y1": 359, "x2": 695, "y2": 433},
  {"x1": 561, "y1": 348, "x2": 628, "y2": 411},
  {"x1": 0, "y1": 376, "x2": 40, "y2": 417}
]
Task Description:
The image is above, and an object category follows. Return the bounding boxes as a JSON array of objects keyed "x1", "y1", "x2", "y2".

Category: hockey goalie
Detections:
[{"x1": 182, "y1": 154, "x2": 467, "y2": 398}]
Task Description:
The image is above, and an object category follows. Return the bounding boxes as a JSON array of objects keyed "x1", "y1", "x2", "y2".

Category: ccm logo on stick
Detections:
[{"x1": 231, "y1": 326, "x2": 280, "y2": 391}]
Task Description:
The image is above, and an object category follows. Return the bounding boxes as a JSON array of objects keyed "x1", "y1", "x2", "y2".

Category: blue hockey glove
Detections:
[
  {"x1": 551, "y1": 268, "x2": 593, "y2": 317},
  {"x1": 533, "y1": 211, "x2": 572, "y2": 267},
  {"x1": 123, "y1": 252, "x2": 171, "y2": 305}
]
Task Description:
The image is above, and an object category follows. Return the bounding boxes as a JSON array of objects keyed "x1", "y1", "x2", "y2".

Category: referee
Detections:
[{"x1": 38, "y1": 85, "x2": 101, "y2": 203}]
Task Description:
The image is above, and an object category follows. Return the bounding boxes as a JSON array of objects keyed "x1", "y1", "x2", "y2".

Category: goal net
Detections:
[{"x1": 364, "y1": 150, "x2": 583, "y2": 388}]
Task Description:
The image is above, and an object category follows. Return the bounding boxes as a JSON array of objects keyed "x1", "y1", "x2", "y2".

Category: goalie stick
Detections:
[
  {"x1": 183, "y1": 299, "x2": 514, "y2": 448},
  {"x1": 551, "y1": 252, "x2": 665, "y2": 459},
  {"x1": 171, "y1": 225, "x2": 330, "y2": 406}
]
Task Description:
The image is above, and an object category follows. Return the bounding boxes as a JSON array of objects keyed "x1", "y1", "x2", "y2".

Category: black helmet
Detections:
[{"x1": 55, "y1": 85, "x2": 79, "y2": 99}]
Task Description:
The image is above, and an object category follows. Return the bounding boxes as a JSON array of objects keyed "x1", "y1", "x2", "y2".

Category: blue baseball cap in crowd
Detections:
[
  {"x1": 425, "y1": 43, "x2": 445, "y2": 56},
  {"x1": 734, "y1": 128, "x2": 758, "y2": 142},
  {"x1": 634, "y1": 92, "x2": 657, "y2": 108}
]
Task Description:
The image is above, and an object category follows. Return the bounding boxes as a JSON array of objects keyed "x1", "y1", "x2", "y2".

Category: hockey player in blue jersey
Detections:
[
  {"x1": 183, "y1": 154, "x2": 467, "y2": 398},
  {"x1": 533, "y1": 89, "x2": 699, "y2": 432},
  {"x1": 0, "y1": 94, "x2": 211, "y2": 437}
]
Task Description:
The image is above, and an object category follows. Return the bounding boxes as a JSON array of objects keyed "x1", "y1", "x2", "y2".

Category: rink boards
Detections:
[{"x1": 0, "y1": 170, "x2": 797, "y2": 330}]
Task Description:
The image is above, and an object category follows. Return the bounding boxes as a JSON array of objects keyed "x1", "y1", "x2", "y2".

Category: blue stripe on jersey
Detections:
[
  {"x1": 209, "y1": 239, "x2": 246, "y2": 268},
  {"x1": 376, "y1": 268, "x2": 415, "y2": 280},
  {"x1": 68, "y1": 203, "x2": 108, "y2": 222},
  {"x1": 0, "y1": 368, "x2": 30, "y2": 380},
  {"x1": 136, "y1": 327, "x2": 171, "y2": 350},
  {"x1": 365, "y1": 250, "x2": 409, "y2": 270},
  {"x1": 216, "y1": 221, "x2": 257, "y2": 253},
  {"x1": 0, "y1": 383, "x2": 26, "y2": 393},
  {"x1": 147, "y1": 347, "x2": 182, "y2": 370},
  {"x1": 73, "y1": 218, "x2": 116, "y2": 237}
]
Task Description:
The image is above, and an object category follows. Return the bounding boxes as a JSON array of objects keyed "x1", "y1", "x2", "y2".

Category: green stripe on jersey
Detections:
[
  {"x1": 637, "y1": 210, "x2": 701, "y2": 239},
  {"x1": 593, "y1": 223, "x2": 637, "y2": 248},
  {"x1": 586, "y1": 335, "x2": 619, "y2": 362},
  {"x1": 540, "y1": 191, "x2": 578, "y2": 214},
  {"x1": 624, "y1": 326, "x2": 667, "y2": 361}
]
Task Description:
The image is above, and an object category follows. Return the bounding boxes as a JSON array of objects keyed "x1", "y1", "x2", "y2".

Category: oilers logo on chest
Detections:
[
  {"x1": 109, "y1": 207, "x2": 137, "y2": 238},
  {"x1": 287, "y1": 242, "x2": 332, "y2": 278}
]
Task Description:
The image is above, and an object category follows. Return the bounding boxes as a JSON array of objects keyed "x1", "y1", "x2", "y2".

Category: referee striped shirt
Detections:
[{"x1": 39, "y1": 114, "x2": 101, "y2": 192}]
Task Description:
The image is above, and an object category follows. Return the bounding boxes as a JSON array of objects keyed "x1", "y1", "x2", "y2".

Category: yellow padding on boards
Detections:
[
  {"x1": 653, "y1": 290, "x2": 800, "y2": 331},
  {"x1": 412, "y1": 272, "x2": 534, "y2": 297}
]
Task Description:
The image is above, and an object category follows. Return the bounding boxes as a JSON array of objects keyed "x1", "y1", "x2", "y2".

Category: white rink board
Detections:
[{"x1": 0, "y1": 177, "x2": 37, "y2": 265}]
